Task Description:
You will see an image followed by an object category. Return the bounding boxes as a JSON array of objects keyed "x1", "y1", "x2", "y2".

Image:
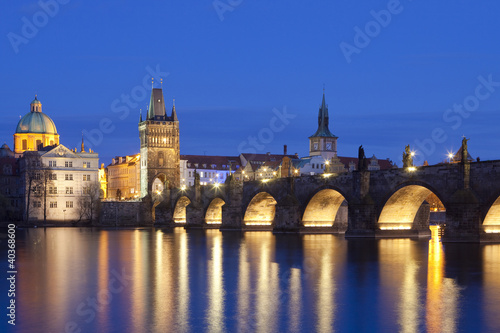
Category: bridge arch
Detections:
[
  {"x1": 378, "y1": 184, "x2": 445, "y2": 230},
  {"x1": 483, "y1": 192, "x2": 500, "y2": 233},
  {"x1": 243, "y1": 192, "x2": 277, "y2": 226},
  {"x1": 173, "y1": 196, "x2": 191, "y2": 224},
  {"x1": 302, "y1": 188, "x2": 348, "y2": 228},
  {"x1": 205, "y1": 197, "x2": 225, "y2": 225}
]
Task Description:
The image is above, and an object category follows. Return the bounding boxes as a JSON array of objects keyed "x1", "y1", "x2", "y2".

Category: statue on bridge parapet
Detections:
[
  {"x1": 402, "y1": 145, "x2": 413, "y2": 168},
  {"x1": 461, "y1": 137, "x2": 469, "y2": 164},
  {"x1": 194, "y1": 169, "x2": 200, "y2": 186},
  {"x1": 358, "y1": 145, "x2": 367, "y2": 171}
]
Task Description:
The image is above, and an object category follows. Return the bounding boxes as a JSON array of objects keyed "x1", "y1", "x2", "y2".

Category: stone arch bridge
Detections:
[{"x1": 149, "y1": 160, "x2": 500, "y2": 242}]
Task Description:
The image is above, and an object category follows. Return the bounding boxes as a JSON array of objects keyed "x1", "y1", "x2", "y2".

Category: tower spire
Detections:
[
  {"x1": 309, "y1": 90, "x2": 336, "y2": 138},
  {"x1": 171, "y1": 98, "x2": 178, "y2": 121},
  {"x1": 139, "y1": 108, "x2": 143, "y2": 122}
]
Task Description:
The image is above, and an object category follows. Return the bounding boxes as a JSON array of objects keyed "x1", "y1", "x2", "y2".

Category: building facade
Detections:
[
  {"x1": 9, "y1": 96, "x2": 100, "y2": 223},
  {"x1": 107, "y1": 154, "x2": 140, "y2": 199},
  {"x1": 139, "y1": 87, "x2": 180, "y2": 197}
]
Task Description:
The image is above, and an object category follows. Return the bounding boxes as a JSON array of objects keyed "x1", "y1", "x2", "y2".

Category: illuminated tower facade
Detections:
[{"x1": 139, "y1": 86, "x2": 180, "y2": 197}]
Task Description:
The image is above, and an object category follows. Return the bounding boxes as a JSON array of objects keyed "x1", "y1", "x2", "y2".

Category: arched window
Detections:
[{"x1": 22, "y1": 140, "x2": 27, "y2": 150}]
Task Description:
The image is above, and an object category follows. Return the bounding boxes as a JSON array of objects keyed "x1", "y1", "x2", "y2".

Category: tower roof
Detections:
[
  {"x1": 147, "y1": 88, "x2": 166, "y2": 120},
  {"x1": 309, "y1": 92, "x2": 337, "y2": 138}
]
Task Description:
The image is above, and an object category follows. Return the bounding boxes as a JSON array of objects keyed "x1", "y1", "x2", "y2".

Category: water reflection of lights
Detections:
[
  {"x1": 207, "y1": 232, "x2": 225, "y2": 332},
  {"x1": 426, "y1": 226, "x2": 459, "y2": 333},
  {"x1": 177, "y1": 230, "x2": 190, "y2": 331}
]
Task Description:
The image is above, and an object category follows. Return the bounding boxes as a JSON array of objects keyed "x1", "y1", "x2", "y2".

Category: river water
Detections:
[{"x1": 3, "y1": 226, "x2": 500, "y2": 332}]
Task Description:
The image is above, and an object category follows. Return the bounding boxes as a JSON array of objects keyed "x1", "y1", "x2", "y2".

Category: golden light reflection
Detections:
[
  {"x1": 176, "y1": 229, "x2": 190, "y2": 331},
  {"x1": 426, "y1": 226, "x2": 459, "y2": 333},
  {"x1": 207, "y1": 231, "x2": 225, "y2": 332},
  {"x1": 317, "y1": 247, "x2": 334, "y2": 333},
  {"x1": 97, "y1": 231, "x2": 110, "y2": 326},
  {"x1": 378, "y1": 239, "x2": 421, "y2": 332},
  {"x1": 482, "y1": 244, "x2": 500, "y2": 332},
  {"x1": 237, "y1": 240, "x2": 251, "y2": 332},
  {"x1": 131, "y1": 230, "x2": 146, "y2": 332},
  {"x1": 153, "y1": 230, "x2": 172, "y2": 331},
  {"x1": 288, "y1": 268, "x2": 302, "y2": 332}
]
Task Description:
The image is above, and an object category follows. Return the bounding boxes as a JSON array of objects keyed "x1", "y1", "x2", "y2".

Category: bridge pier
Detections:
[
  {"x1": 345, "y1": 203, "x2": 377, "y2": 238},
  {"x1": 442, "y1": 189, "x2": 481, "y2": 242},
  {"x1": 221, "y1": 179, "x2": 243, "y2": 230},
  {"x1": 274, "y1": 194, "x2": 302, "y2": 233}
]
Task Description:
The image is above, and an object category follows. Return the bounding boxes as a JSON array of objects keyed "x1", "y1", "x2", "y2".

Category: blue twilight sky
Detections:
[{"x1": 2, "y1": 0, "x2": 500, "y2": 166}]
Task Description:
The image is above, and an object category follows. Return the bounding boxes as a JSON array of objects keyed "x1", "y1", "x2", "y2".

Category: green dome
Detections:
[
  {"x1": 16, "y1": 111, "x2": 57, "y2": 134},
  {"x1": 31, "y1": 96, "x2": 41, "y2": 104}
]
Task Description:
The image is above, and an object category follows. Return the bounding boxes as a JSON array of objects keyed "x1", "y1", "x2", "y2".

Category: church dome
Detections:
[{"x1": 15, "y1": 96, "x2": 58, "y2": 134}]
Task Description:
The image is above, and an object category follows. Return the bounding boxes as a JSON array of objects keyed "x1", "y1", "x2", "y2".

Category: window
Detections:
[
  {"x1": 65, "y1": 174, "x2": 73, "y2": 181},
  {"x1": 49, "y1": 174, "x2": 57, "y2": 180},
  {"x1": 188, "y1": 171, "x2": 192, "y2": 177},
  {"x1": 50, "y1": 201, "x2": 57, "y2": 208},
  {"x1": 34, "y1": 173, "x2": 41, "y2": 180},
  {"x1": 200, "y1": 172, "x2": 204, "y2": 177},
  {"x1": 83, "y1": 162, "x2": 91, "y2": 168},
  {"x1": 65, "y1": 187, "x2": 73, "y2": 194},
  {"x1": 49, "y1": 161, "x2": 57, "y2": 167},
  {"x1": 22, "y1": 140, "x2": 27, "y2": 150},
  {"x1": 36, "y1": 139, "x2": 42, "y2": 149},
  {"x1": 83, "y1": 187, "x2": 90, "y2": 195},
  {"x1": 65, "y1": 161, "x2": 73, "y2": 167},
  {"x1": 32, "y1": 186, "x2": 41, "y2": 195},
  {"x1": 49, "y1": 187, "x2": 57, "y2": 194},
  {"x1": 33, "y1": 201, "x2": 41, "y2": 208},
  {"x1": 83, "y1": 174, "x2": 91, "y2": 181},
  {"x1": 66, "y1": 201, "x2": 73, "y2": 208}
]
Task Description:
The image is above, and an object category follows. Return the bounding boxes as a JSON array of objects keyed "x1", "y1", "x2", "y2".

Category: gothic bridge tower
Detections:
[{"x1": 139, "y1": 85, "x2": 179, "y2": 197}]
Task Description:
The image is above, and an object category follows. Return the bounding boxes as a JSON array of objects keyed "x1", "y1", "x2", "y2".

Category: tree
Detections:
[
  {"x1": 20, "y1": 152, "x2": 54, "y2": 224},
  {"x1": 77, "y1": 181, "x2": 101, "y2": 224},
  {"x1": 40, "y1": 167, "x2": 54, "y2": 224}
]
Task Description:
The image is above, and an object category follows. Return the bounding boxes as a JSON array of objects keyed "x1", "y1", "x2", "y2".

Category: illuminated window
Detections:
[
  {"x1": 22, "y1": 140, "x2": 27, "y2": 150},
  {"x1": 65, "y1": 187, "x2": 73, "y2": 194}
]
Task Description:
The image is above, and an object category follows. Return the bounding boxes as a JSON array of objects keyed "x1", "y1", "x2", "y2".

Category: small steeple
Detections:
[
  {"x1": 81, "y1": 132, "x2": 85, "y2": 152},
  {"x1": 139, "y1": 109, "x2": 143, "y2": 122},
  {"x1": 171, "y1": 99, "x2": 178, "y2": 121}
]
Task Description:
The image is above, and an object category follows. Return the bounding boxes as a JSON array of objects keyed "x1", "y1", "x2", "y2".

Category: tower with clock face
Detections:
[{"x1": 309, "y1": 92, "x2": 338, "y2": 160}]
